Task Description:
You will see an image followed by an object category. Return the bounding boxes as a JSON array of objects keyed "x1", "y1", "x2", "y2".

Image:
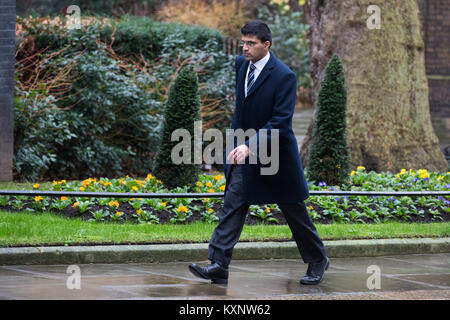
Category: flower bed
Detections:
[{"x1": 0, "y1": 167, "x2": 448, "y2": 225}]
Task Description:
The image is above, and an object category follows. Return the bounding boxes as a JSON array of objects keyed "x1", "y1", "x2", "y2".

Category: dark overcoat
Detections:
[{"x1": 222, "y1": 50, "x2": 310, "y2": 205}]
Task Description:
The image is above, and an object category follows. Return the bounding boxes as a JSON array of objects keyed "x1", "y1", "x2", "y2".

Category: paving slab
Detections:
[
  {"x1": 1, "y1": 238, "x2": 449, "y2": 265},
  {"x1": 0, "y1": 253, "x2": 448, "y2": 300}
]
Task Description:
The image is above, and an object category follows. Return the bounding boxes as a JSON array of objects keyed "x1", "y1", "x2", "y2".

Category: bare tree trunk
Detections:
[{"x1": 300, "y1": 0, "x2": 447, "y2": 173}]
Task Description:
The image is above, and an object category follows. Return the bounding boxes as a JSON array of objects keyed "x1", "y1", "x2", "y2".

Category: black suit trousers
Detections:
[{"x1": 208, "y1": 164, "x2": 327, "y2": 268}]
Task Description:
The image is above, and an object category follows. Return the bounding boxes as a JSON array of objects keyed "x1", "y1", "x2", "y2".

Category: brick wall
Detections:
[
  {"x1": 419, "y1": 0, "x2": 450, "y2": 115},
  {"x1": 0, "y1": 0, "x2": 15, "y2": 181}
]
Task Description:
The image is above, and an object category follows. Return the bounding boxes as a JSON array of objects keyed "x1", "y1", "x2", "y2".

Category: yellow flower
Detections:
[
  {"x1": 34, "y1": 196, "x2": 43, "y2": 202},
  {"x1": 157, "y1": 180, "x2": 163, "y2": 184},
  {"x1": 308, "y1": 205, "x2": 314, "y2": 211},
  {"x1": 79, "y1": 187, "x2": 85, "y2": 191},
  {"x1": 203, "y1": 198, "x2": 208, "y2": 202},
  {"x1": 109, "y1": 200, "x2": 119, "y2": 207},
  {"x1": 104, "y1": 181, "x2": 112, "y2": 187},
  {"x1": 196, "y1": 181, "x2": 203, "y2": 187},
  {"x1": 208, "y1": 208, "x2": 214, "y2": 213},
  {"x1": 271, "y1": 0, "x2": 285, "y2": 5},
  {"x1": 208, "y1": 188, "x2": 215, "y2": 193},
  {"x1": 60, "y1": 196, "x2": 68, "y2": 201},
  {"x1": 132, "y1": 186, "x2": 138, "y2": 191},
  {"x1": 420, "y1": 172, "x2": 430, "y2": 179},
  {"x1": 214, "y1": 174, "x2": 224, "y2": 181},
  {"x1": 136, "y1": 209, "x2": 142, "y2": 215},
  {"x1": 409, "y1": 169, "x2": 416, "y2": 176},
  {"x1": 350, "y1": 170, "x2": 356, "y2": 176},
  {"x1": 146, "y1": 173, "x2": 153, "y2": 181},
  {"x1": 177, "y1": 206, "x2": 188, "y2": 213},
  {"x1": 417, "y1": 169, "x2": 430, "y2": 179},
  {"x1": 266, "y1": 207, "x2": 271, "y2": 213},
  {"x1": 219, "y1": 185, "x2": 225, "y2": 191},
  {"x1": 33, "y1": 183, "x2": 39, "y2": 189},
  {"x1": 160, "y1": 202, "x2": 166, "y2": 207},
  {"x1": 119, "y1": 178, "x2": 125, "y2": 185},
  {"x1": 357, "y1": 166, "x2": 365, "y2": 171},
  {"x1": 116, "y1": 211, "x2": 123, "y2": 216},
  {"x1": 437, "y1": 175, "x2": 443, "y2": 180},
  {"x1": 53, "y1": 180, "x2": 57, "y2": 185},
  {"x1": 72, "y1": 201, "x2": 79, "y2": 208},
  {"x1": 206, "y1": 182, "x2": 213, "y2": 188}
]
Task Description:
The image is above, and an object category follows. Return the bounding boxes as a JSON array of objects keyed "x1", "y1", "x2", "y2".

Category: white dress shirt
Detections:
[{"x1": 245, "y1": 51, "x2": 271, "y2": 97}]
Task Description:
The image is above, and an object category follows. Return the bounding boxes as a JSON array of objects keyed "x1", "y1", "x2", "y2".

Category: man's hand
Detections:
[{"x1": 227, "y1": 144, "x2": 251, "y2": 164}]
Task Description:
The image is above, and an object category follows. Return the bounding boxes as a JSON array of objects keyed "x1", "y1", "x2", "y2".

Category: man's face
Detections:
[{"x1": 241, "y1": 35, "x2": 270, "y2": 63}]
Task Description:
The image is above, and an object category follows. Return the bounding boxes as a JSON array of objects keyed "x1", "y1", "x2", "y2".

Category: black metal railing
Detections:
[{"x1": 0, "y1": 189, "x2": 448, "y2": 199}]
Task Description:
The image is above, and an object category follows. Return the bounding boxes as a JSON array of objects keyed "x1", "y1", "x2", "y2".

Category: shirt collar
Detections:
[{"x1": 251, "y1": 51, "x2": 270, "y2": 71}]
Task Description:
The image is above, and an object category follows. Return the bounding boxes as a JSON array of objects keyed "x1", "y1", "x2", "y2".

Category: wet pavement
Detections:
[{"x1": 0, "y1": 253, "x2": 448, "y2": 300}]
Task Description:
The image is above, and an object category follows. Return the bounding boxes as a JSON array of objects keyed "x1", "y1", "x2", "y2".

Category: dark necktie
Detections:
[{"x1": 247, "y1": 63, "x2": 256, "y2": 93}]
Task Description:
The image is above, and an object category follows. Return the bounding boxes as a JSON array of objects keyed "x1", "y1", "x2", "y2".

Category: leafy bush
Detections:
[
  {"x1": 156, "y1": 0, "x2": 249, "y2": 38},
  {"x1": 306, "y1": 54, "x2": 351, "y2": 186},
  {"x1": 152, "y1": 65, "x2": 202, "y2": 190},
  {"x1": 14, "y1": 16, "x2": 235, "y2": 181},
  {"x1": 17, "y1": 0, "x2": 165, "y2": 18},
  {"x1": 257, "y1": 4, "x2": 312, "y2": 88}
]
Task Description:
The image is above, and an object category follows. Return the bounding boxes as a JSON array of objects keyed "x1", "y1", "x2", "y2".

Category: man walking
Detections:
[{"x1": 189, "y1": 20, "x2": 329, "y2": 285}]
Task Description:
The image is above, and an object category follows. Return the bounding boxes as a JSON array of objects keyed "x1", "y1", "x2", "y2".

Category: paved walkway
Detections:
[{"x1": 0, "y1": 253, "x2": 448, "y2": 300}]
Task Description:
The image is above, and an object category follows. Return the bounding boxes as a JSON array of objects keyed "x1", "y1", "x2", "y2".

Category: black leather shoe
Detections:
[
  {"x1": 300, "y1": 257, "x2": 329, "y2": 285},
  {"x1": 188, "y1": 262, "x2": 229, "y2": 284}
]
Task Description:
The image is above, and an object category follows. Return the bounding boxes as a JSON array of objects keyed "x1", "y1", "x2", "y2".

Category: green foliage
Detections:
[
  {"x1": 17, "y1": 0, "x2": 165, "y2": 18},
  {"x1": 0, "y1": 169, "x2": 448, "y2": 225},
  {"x1": 152, "y1": 65, "x2": 202, "y2": 190},
  {"x1": 306, "y1": 54, "x2": 351, "y2": 186},
  {"x1": 249, "y1": 204, "x2": 279, "y2": 224},
  {"x1": 14, "y1": 16, "x2": 234, "y2": 181},
  {"x1": 258, "y1": 5, "x2": 312, "y2": 88}
]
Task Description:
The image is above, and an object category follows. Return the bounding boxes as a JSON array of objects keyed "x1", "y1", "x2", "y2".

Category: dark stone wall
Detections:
[
  {"x1": 418, "y1": 0, "x2": 450, "y2": 115},
  {"x1": 0, "y1": 0, "x2": 15, "y2": 181}
]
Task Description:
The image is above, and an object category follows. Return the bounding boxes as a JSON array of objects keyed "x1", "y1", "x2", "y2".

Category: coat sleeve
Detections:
[{"x1": 244, "y1": 72, "x2": 297, "y2": 155}]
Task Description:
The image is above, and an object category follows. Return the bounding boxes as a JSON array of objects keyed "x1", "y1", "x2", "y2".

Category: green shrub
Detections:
[
  {"x1": 306, "y1": 54, "x2": 351, "y2": 186},
  {"x1": 14, "y1": 16, "x2": 235, "y2": 181},
  {"x1": 257, "y1": 5, "x2": 312, "y2": 88},
  {"x1": 152, "y1": 65, "x2": 202, "y2": 190}
]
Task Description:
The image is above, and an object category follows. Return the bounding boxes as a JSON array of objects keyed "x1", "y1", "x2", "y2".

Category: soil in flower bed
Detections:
[{"x1": 0, "y1": 198, "x2": 448, "y2": 225}]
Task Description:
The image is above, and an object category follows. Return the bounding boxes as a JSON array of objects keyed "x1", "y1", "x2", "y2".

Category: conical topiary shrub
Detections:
[
  {"x1": 306, "y1": 53, "x2": 351, "y2": 186},
  {"x1": 152, "y1": 65, "x2": 201, "y2": 190}
]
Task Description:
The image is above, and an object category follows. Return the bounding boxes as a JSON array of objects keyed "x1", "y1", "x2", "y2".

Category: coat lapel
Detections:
[
  {"x1": 244, "y1": 51, "x2": 276, "y2": 101},
  {"x1": 237, "y1": 59, "x2": 248, "y2": 106}
]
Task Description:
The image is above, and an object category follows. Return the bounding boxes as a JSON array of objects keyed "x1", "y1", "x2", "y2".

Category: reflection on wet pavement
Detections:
[{"x1": 0, "y1": 253, "x2": 449, "y2": 300}]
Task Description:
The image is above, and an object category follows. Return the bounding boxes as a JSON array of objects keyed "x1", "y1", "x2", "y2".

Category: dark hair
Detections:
[{"x1": 241, "y1": 20, "x2": 272, "y2": 47}]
